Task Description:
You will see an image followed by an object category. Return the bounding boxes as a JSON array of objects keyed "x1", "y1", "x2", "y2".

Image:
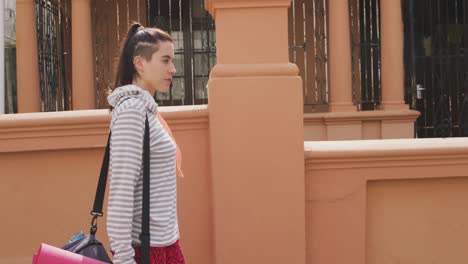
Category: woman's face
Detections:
[{"x1": 137, "y1": 41, "x2": 176, "y2": 94}]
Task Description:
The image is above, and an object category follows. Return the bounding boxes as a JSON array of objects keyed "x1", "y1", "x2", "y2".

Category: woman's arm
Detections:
[{"x1": 107, "y1": 108, "x2": 145, "y2": 264}]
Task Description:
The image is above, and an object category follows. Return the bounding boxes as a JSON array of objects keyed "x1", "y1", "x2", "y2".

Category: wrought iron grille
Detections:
[
  {"x1": 4, "y1": 0, "x2": 17, "y2": 113},
  {"x1": 35, "y1": 0, "x2": 72, "y2": 111},
  {"x1": 92, "y1": 0, "x2": 215, "y2": 108},
  {"x1": 403, "y1": 0, "x2": 468, "y2": 137},
  {"x1": 288, "y1": 0, "x2": 329, "y2": 113},
  {"x1": 349, "y1": 0, "x2": 381, "y2": 110},
  {"x1": 92, "y1": 0, "x2": 148, "y2": 109},
  {"x1": 288, "y1": 0, "x2": 383, "y2": 112}
]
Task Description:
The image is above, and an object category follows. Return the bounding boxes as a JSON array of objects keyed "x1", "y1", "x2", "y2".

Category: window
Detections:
[{"x1": 288, "y1": 0, "x2": 329, "y2": 113}]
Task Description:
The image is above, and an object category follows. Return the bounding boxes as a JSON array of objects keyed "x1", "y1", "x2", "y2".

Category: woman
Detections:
[{"x1": 107, "y1": 23, "x2": 185, "y2": 264}]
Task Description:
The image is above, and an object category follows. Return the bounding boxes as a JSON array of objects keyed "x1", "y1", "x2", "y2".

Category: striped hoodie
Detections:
[{"x1": 107, "y1": 85, "x2": 179, "y2": 264}]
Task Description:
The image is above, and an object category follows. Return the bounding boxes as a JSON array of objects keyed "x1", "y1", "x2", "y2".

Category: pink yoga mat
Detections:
[{"x1": 32, "y1": 243, "x2": 108, "y2": 264}]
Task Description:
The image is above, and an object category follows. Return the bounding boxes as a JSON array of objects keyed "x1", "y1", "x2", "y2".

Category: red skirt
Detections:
[{"x1": 133, "y1": 240, "x2": 185, "y2": 264}]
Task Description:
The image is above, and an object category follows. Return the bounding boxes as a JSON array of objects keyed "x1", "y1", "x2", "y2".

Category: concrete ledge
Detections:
[
  {"x1": 304, "y1": 109, "x2": 420, "y2": 140},
  {"x1": 206, "y1": 0, "x2": 292, "y2": 17},
  {"x1": 210, "y1": 63, "x2": 299, "y2": 78},
  {"x1": 305, "y1": 138, "x2": 468, "y2": 170},
  {"x1": 0, "y1": 105, "x2": 209, "y2": 152}
]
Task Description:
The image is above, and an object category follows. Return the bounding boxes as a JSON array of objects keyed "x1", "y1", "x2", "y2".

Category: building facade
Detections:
[{"x1": 1, "y1": 1, "x2": 468, "y2": 264}]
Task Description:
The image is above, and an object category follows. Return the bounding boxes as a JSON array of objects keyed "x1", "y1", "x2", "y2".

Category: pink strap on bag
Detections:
[{"x1": 32, "y1": 243, "x2": 108, "y2": 264}]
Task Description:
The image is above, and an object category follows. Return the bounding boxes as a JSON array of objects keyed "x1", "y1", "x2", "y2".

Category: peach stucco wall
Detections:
[
  {"x1": 2, "y1": 110, "x2": 468, "y2": 264},
  {"x1": 305, "y1": 138, "x2": 468, "y2": 264},
  {"x1": 368, "y1": 178, "x2": 468, "y2": 264},
  {"x1": 303, "y1": 110, "x2": 420, "y2": 141},
  {"x1": 0, "y1": 106, "x2": 212, "y2": 264}
]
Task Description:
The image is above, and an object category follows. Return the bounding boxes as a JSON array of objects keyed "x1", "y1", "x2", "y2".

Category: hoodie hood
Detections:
[{"x1": 107, "y1": 84, "x2": 158, "y2": 113}]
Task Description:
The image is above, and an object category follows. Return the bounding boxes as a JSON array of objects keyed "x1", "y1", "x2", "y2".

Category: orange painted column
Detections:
[
  {"x1": 379, "y1": 0, "x2": 408, "y2": 110},
  {"x1": 72, "y1": 0, "x2": 95, "y2": 109},
  {"x1": 328, "y1": 0, "x2": 356, "y2": 112},
  {"x1": 206, "y1": 1, "x2": 306, "y2": 264},
  {"x1": 16, "y1": 0, "x2": 41, "y2": 112}
]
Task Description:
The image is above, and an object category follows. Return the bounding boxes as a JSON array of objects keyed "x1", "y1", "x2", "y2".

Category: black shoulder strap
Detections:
[
  {"x1": 91, "y1": 115, "x2": 151, "y2": 264},
  {"x1": 91, "y1": 97, "x2": 132, "y2": 218},
  {"x1": 91, "y1": 132, "x2": 111, "y2": 219},
  {"x1": 140, "y1": 116, "x2": 151, "y2": 264}
]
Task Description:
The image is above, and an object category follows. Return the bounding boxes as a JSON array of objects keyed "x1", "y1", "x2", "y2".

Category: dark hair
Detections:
[{"x1": 112, "y1": 22, "x2": 173, "y2": 91}]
